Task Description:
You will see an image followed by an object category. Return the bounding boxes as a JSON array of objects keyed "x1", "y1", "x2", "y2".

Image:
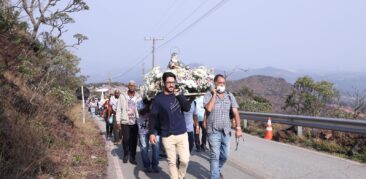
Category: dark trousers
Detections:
[
  {"x1": 113, "y1": 115, "x2": 121, "y2": 142},
  {"x1": 105, "y1": 117, "x2": 113, "y2": 137},
  {"x1": 188, "y1": 131, "x2": 194, "y2": 153},
  {"x1": 122, "y1": 124, "x2": 138, "y2": 160},
  {"x1": 195, "y1": 121, "x2": 207, "y2": 149}
]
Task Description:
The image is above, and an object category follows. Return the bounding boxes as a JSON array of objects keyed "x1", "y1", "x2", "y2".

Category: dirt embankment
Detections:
[{"x1": 0, "y1": 72, "x2": 107, "y2": 178}]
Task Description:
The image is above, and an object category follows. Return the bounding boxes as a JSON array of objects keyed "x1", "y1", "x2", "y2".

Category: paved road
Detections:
[{"x1": 96, "y1": 118, "x2": 366, "y2": 179}]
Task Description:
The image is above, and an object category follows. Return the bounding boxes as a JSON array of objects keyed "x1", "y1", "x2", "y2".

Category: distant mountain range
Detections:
[
  {"x1": 214, "y1": 66, "x2": 366, "y2": 93},
  {"x1": 92, "y1": 63, "x2": 365, "y2": 94}
]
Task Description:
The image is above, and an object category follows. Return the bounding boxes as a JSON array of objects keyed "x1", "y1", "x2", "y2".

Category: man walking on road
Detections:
[
  {"x1": 149, "y1": 72, "x2": 191, "y2": 179},
  {"x1": 116, "y1": 81, "x2": 140, "y2": 164},
  {"x1": 194, "y1": 95, "x2": 208, "y2": 152},
  {"x1": 184, "y1": 96, "x2": 198, "y2": 153},
  {"x1": 111, "y1": 90, "x2": 121, "y2": 144},
  {"x1": 137, "y1": 98, "x2": 160, "y2": 173},
  {"x1": 204, "y1": 74, "x2": 243, "y2": 179}
]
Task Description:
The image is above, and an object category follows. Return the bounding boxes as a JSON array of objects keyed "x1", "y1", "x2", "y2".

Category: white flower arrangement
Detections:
[{"x1": 142, "y1": 65, "x2": 215, "y2": 100}]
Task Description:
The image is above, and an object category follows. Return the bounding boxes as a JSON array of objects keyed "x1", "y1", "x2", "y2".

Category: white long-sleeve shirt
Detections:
[{"x1": 110, "y1": 96, "x2": 119, "y2": 112}]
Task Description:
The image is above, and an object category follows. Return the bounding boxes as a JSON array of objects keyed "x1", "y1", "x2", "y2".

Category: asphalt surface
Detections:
[{"x1": 96, "y1": 117, "x2": 366, "y2": 179}]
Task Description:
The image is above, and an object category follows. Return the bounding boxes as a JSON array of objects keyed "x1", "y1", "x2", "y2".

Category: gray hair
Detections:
[{"x1": 128, "y1": 80, "x2": 136, "y2": 86}]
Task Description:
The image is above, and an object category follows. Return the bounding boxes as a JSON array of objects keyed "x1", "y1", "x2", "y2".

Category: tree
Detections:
[
  {"x1": 17, "y1": 0, "x2": 89, "y2": 43},
  {"x1": 1, "y1": 1, "x2": 87, "y2": 103},
  {"x1": 236, "y1": 86, "x2": 272, "y2": 112},
  {"x1": 1, "y1": 0, "x2": 27, "y2": 33},
  {"x1": 283, "y1": 76, "x2": 338, "y2": 116},
  {"x1": 348, "y1": 88, "x2": 366, "y2": 119}
]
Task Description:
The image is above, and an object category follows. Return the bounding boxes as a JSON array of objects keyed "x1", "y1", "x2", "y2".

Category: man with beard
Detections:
[{"x1": 149, "y1": 72, "x2": 191, "y2": 179}]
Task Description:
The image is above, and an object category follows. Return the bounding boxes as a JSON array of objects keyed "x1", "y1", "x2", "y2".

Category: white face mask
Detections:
[{"x1": 217, "y1": 86, "x2": 226, "y2": 93}]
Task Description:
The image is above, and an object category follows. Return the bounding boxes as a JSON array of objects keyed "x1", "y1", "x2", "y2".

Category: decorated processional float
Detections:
[{"x1": 141, "y1": 52, "x2": 215, "y2": 100}]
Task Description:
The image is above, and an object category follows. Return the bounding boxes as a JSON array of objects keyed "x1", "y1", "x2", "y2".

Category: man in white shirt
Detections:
[{"x1": 117, "y1": 81, "x2": 140, "y2": 164}]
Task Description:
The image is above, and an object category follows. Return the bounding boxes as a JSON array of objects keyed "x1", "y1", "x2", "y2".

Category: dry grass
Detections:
[
  {"x1": 49, "y1": 104, "x2": 107, "y2": 178},
  {"x1": 0, "y1": 72, "x2": 107, "y2": 178}
]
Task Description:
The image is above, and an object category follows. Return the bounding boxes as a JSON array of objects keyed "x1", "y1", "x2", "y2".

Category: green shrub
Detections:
[{"x1": 51, "y1": 87, "x2": 76, "y2": 107}]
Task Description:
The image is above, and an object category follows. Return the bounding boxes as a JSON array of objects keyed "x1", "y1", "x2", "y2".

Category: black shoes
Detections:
[
  {"x1": 143, "y1": 167, "x2": 152, "y2": 173},
  {"x1": 129, "y1": 158, "x2": 137, "y2": 165},
  {"x1": 144, "y1": 166, "x2": 159, "y2": 173},
  {"x1": 159, "y1": 153, "x2": 167, "y2": 158},
  {"x1": 123, "y1": 154, "x2": 136, "y2": 164},
  {"x1": 123, "y1": 156, "x2": 128, "y2": 163},
  {"x1": 201, "y1": 145, "x2": 209, "y2": 151}
]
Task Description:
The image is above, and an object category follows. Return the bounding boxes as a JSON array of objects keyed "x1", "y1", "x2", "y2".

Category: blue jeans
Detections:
[
  {"x1": 208, "y1": 131, "x2": 231, "y2": 179},
  {"x1": 138, "y1": 133, "x2": 160, "y2": 169},
  {"x1": 90, "y1": 107, "x2": 96, "y2": 118},
  {"x1": 187, "y1": 131, "x2": 194, "y2": 153}
]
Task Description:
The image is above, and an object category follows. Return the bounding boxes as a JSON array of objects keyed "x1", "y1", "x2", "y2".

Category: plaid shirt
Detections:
[{"x1": 203, "y1": 91, "x2": 239, "y2": 135}]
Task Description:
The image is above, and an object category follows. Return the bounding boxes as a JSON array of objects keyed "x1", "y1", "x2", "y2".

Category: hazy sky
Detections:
[{"x1": 63, "y1": 0, "x2": 366, "y2": 82}]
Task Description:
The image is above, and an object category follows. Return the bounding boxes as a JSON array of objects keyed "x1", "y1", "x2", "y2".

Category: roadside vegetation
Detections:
[
  {"x1": 0, "y1": 1, "x2": 106, "y2": 178},
  {"x1": 235, "y1": 76, "x2": 366, "y2": 163}
]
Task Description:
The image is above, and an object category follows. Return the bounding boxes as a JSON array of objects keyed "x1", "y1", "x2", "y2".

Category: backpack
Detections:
[{"x1": 227, "y1": 91, "x2": 235, "y2": 119}]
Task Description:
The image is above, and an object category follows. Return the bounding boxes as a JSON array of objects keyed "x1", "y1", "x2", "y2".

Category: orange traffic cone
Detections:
[{"x1": 264, "y1": 117, "x2": 273, "y2": 140}]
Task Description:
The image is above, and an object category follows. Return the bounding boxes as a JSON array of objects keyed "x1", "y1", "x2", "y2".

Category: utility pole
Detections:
[
  {"x1": 145, "y1": 37, "x2": 163, "y2": 69},
  {"x1": 81, "y1": 86, "x2": 85, "y2": 124},
  {"x1": 108, "y1": 73, "x2": 111, "y2": 87},
  {"x1": 142, "y1": 61, "x2": 145, "y2": 81}
]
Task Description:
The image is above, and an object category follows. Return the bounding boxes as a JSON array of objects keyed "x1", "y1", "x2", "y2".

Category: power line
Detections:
[
  {"x1": 158, "y1": 0, "x2": 229, "y2": 49},
  {"x1": 110, "y1": 53, "x2": 151, "y2": 80},
  {"x1": 151, "y1": 0, "x2": 185, "y2": 35},
  {"x1": 106, "y1": 1, "x2": 184, "y2": 82},
  {"x1": 110, "y1": 0, "x2": 230, "y2": 82},
  {"x1": 163, "y1": 0, "x2": 210, "y2": 39}
]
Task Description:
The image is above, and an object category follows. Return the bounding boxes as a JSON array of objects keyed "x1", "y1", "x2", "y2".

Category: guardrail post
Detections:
[
  {"x1": 296, "y1": 126, "x2": 303, "y2": 137},
  {"x1": 243, "y1": 119, "x2": 248, "y2": 129}
]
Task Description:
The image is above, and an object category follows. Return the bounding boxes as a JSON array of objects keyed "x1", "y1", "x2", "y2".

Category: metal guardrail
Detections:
[{"x1": 239, "y1": 111, "x2": 366, "y2": 135}]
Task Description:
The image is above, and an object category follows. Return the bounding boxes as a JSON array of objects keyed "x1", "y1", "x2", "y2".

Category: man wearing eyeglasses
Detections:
[{"x1": 149, "y1": 72, "x2": 191, "y2": 179}]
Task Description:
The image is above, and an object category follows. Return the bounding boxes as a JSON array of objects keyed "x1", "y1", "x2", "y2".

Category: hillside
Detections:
[
  {"x1": 227, "y1": 75, "x2": 293, "y2": 112},
  {"x1": 219, "y1": 67, "x2": 366, "y2": 94},
  {"x1": 0, "y1": 4, "x2": 106, "y2": 178}
]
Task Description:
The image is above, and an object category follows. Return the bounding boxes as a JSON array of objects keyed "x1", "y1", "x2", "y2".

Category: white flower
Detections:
[{"x1": 141, "y1": 64, "x2": 215, "y2": 98}]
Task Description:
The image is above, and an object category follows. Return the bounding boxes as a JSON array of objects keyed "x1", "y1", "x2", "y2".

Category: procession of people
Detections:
[{"x1": 87, "y1": 71, "x2": 243, "y2": 179}]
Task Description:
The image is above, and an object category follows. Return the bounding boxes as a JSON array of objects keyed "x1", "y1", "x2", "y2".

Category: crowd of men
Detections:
[{"x1": 87, "y1": 72, "x2": 243, "y2": 179}]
